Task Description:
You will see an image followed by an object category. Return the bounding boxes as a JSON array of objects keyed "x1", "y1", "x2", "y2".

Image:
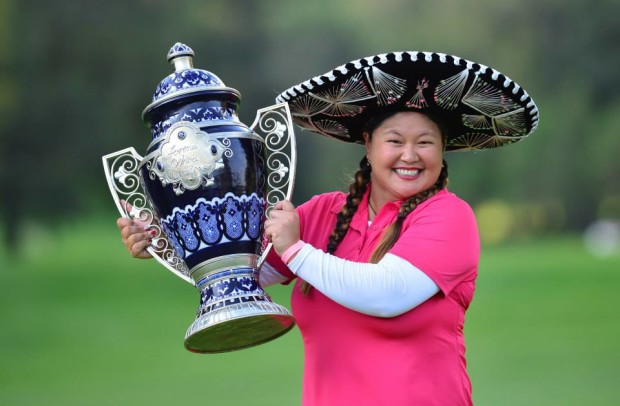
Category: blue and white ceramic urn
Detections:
[{"x1": 102, "y1": 43, "x2": 296, "y2": 353}]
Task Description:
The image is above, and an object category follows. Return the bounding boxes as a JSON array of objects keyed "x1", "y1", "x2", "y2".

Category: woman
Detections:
[{"x1": 119, "y1": 51, "x2": 539, "y2": 405}]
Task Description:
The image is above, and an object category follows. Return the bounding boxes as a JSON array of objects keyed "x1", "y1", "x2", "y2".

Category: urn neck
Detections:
[{"x1": 172, "y1": 55, "x2": 194, "y2": 72}]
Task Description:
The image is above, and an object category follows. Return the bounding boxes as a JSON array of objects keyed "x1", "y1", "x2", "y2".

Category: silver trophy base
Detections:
[
  {"x1": 184, "y1": 301, "x2": 295, "y2": 353},
  {"x1": 182, "y1": 256, "x2": 295, "y2": 353}
]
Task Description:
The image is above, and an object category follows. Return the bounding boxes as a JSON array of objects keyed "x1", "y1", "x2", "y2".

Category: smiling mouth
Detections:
[{"x1": 394, "y1": 168, "x2": 420, "y2": 177}]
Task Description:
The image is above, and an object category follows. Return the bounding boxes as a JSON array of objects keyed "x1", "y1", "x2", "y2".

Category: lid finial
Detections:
[{"x1": 167, "y1": 43, "x2": 194, "y2": 72}]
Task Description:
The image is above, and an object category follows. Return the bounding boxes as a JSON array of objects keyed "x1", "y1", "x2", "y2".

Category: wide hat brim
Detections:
[{"x1": 276, "y1": 51, "x2": 539, "y2": 151}]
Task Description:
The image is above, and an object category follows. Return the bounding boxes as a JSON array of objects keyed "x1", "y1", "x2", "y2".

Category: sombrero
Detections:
[{"x1": 275, "y1": 51, "x2": 539, "y2": 151}]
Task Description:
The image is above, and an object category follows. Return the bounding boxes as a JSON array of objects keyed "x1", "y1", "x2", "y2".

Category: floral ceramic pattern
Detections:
[
  {"x1": 160, "y1": 193, "x2": 265, "y2": 258},
  {"x1": 152, "y1": 69, "x2": 225, "y2": 102}
]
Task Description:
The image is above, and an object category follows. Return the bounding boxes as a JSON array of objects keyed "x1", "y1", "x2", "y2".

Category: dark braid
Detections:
[
  {"x1": 327, "y1": 156, "x2": 372, "y2": 254},
  {"x1": 299, "y1": 156, "x2": 371, "y2": 294}
]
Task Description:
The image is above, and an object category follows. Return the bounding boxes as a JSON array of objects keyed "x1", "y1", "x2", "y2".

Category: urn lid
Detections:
[{"x1": 142, "y1": 43, "x2": 241, "y2": 117}]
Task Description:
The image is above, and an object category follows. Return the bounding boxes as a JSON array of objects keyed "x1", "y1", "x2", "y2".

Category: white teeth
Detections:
[{"x1": 395, "y1": 169, "x2": 419, "y2": 176}]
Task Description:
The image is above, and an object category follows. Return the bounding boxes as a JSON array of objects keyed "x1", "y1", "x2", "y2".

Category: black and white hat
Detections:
[{"x1": 276, "y1": 52, "x2": 539, "y2": 151}]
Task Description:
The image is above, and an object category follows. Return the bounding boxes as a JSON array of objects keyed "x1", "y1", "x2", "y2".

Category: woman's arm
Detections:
[{"x1": 288, "y1": 244, "x2": 439, "y2": 318}]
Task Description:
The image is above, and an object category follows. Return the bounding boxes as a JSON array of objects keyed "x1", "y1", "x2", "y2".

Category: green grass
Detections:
[
  {"x1": 467, "y1": 237, "x2": 620, "y2": 405},
  {"x1": 1, "y1": 220, "x2": 619, "y2": 405}
]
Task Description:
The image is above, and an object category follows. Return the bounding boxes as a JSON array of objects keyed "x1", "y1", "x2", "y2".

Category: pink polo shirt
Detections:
[{"x1": 269, "y1": 187, "x2": 480, "y2": 406}]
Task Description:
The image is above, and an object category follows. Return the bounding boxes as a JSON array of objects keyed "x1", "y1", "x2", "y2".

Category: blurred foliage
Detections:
[{"x1": 0, "y1": 0, "x2": 619, "y2": 250}]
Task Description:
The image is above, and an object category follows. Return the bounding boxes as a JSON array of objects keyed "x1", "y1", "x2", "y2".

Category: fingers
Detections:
[
  {"x1": 120, "y1": 198, "x2": 133, "y2": 210},
  {"x1": 119, "y1": 199, "x2": 150, "y2": 227},
  {"x1": 116, "y1": 217, "x2": 133, "y2": 231},
  {"x1": 119, "y1": 220, "x2": 150, "y2": 242},
  {"x1": 269, "y1": 201, "x2": 296, "y2": 221},
  {"x1": 264, "y1": 200, "x2": 300, "y2": 255},
  {"x1": 117, "y1": 216, "x2": 154, "y2": 259},
  {"x1": 129, "y1": 238, "x2": 154, "y2": 259}
]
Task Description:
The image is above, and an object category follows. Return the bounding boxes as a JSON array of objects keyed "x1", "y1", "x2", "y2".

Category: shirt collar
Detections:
[
  {"x1": 329, "y1": 185, "x2": 450, "y2": 233},
  {"x1": 350, "y1": 183, "x2": 402, "y2": 232}
]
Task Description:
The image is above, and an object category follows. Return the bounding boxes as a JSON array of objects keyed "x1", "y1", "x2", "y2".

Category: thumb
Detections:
[
  {"x1": 120, "y1": 199, "x2": 148, "y2": 227},
  {"x1": 278, "y1": 200, "x2": 296, "y2": 212},
  {"x1": 120, "y1": 199, "x2": 134, "y2": 216}
]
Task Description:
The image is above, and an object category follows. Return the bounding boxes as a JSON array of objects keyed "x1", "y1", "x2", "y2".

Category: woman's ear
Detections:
[{"x1": 363, "y1": 132, "x2": 371, "y2": 157}]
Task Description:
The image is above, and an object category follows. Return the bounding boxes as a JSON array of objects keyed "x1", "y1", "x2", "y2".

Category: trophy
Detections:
[{"x1": 102, "y1": 43, "x2": 296, "y2": 353}]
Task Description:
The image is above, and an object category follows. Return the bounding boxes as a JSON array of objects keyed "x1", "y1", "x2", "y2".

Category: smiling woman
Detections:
[
  {"x1": 119, "y1": 50, "x2": 539, "y2": 406},
  {"x1": 363, "y1": 111, "x2": 445, "y2": 210},
  {"x1": 262, "y1": 51, "x2": 538, "y2": 406}
]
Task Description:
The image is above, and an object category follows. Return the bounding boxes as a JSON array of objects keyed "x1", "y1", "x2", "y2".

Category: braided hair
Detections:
[
  {"x1": 299, "y1": 112, "x2": 450, "y2": 294},
  {"x1": 326, "y1": 156, "x2": 372, "y2": 254}
]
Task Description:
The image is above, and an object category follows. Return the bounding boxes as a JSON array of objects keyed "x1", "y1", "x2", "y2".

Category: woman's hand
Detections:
[
  {"x1": 116, "y1": 201, "x2": 154, "y2": 259},
  {"x1": 264, "y1": 200, "x2": 300, "y2": 256}
]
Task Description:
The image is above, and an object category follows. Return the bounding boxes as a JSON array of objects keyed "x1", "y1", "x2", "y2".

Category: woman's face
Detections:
[{"x1": 364, "y1": 111, "x2": 444, "y2": 206}]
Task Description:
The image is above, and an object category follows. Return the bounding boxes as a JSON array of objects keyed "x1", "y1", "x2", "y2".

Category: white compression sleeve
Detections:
[
  {"x1": 259, "y1": 262, "x2": 289, "y2": 287},
  {"x1": 287, "y1": 244, "x2": 440, "y2": 318}
]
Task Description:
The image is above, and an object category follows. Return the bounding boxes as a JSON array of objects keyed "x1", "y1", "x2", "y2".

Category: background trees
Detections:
[{"x1": 1, "y1": 0, "x2": 618, "y2": 249}]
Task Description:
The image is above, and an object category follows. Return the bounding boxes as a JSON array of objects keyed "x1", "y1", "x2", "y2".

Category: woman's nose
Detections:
[{"x1": 401, "y1": 144, "x2": 418, "y2": 162}]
